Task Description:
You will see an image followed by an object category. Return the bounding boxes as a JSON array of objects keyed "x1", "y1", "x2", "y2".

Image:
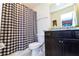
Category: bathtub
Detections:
[{"x1": 8, "y1": 48, "x2": 32, "y2": 56}]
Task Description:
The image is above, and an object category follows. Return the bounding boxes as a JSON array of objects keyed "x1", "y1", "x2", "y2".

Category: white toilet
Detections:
[{"x1": 29, "y1": 34, "x2": 44, "y2": 56}]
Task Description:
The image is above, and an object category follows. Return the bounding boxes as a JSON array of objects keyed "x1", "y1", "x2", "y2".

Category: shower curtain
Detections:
[{"x1": 0, "y1": 3, "x2": 37, "y2": 56}]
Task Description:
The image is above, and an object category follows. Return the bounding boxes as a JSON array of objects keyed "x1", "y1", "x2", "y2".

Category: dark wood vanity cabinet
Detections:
[
  {"x1": 45, "y1": 31, "x2": 61, "y2": 56},
  {"x1": 45, "y1": 30, "x2": 79, "y2": 56}
]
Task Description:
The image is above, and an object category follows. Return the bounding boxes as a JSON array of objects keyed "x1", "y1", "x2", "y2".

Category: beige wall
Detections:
[{"x1": 50, "y1": 5, "x2": 74, "y2": 28}]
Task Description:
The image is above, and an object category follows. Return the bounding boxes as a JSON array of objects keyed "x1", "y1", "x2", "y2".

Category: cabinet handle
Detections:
[{"x1": 59, "y1": 40, "x2": 63, "y2": 43}]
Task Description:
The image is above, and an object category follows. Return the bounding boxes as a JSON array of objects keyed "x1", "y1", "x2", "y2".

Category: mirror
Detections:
[{"x1": 50, "y1": 3, "x2": 79, "y2": 29}]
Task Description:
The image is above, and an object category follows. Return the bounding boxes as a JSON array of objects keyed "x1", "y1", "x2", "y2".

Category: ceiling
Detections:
[
  {"x1": 50, "y1": 3, "x2": 74, "y2": 13},
  {"x1": 22, "y1": 3, "x2": 74, "y2": 12},
  {"x1": 22, "y1": 3, "x2": 41, "y2": 11}
]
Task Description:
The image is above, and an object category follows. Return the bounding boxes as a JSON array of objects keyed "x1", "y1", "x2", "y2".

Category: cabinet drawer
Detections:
[
  {"x1": 74, "y1": 31, "x2": 79, "y2": 38},
  {"x1": 45, "y1": 31, "x2": 52, "y2": 36},
  {"x1": 52, "y1": 31, "x2": 72, "y2": 38}
]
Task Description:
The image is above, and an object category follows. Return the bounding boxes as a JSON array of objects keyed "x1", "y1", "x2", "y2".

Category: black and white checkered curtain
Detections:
[
  {"x1": 27, "y1": 9, "x2": 35, "y2": 44},
  {"x1": 0, "y1": 3, "x2": 18, "y2": 56},
  {"x1": 17, "y1": 4, "x2": 28, "y2": 50},
  {"x1": 33, "y1": 12, "x2": 37, "y2": 42},
  {"x1": 0, "y1": 3, "x2": 37, "y2": 56}
]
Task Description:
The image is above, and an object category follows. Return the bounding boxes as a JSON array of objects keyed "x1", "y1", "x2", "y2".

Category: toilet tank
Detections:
[{"x1": 37, "y1": 34, "x2": 44, "y2": 44}]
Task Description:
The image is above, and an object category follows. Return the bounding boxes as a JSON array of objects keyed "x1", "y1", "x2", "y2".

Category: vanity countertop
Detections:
[{"x1": 51, "y1": 27, "x2": 79, "y2": 31}]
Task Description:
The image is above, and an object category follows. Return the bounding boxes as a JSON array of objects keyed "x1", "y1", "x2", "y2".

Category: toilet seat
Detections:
[{"x1": 29, "y1": 42, "x2": 40, "y2": 49}]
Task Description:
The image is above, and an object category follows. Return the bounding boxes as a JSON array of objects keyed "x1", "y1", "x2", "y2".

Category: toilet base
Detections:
[
  {"x1": 32, "y1": 47, "x2": 43, "y2": 56},
  {"x1": 32, "y1": 48, "x2": 40, "y2": 56}
]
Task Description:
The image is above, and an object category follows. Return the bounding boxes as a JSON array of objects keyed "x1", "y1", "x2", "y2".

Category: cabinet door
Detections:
[
  {"x1": 45, "y1": 31, "x2": 53, "y2": 56},
  {"x1": 45, "y1": 31, "x2": 59, "y2": 56}
]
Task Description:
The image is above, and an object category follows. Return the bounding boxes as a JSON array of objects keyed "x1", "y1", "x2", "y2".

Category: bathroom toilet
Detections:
[{"x1": 29, "y1": 34, "x2": 44, "y2": 56}]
